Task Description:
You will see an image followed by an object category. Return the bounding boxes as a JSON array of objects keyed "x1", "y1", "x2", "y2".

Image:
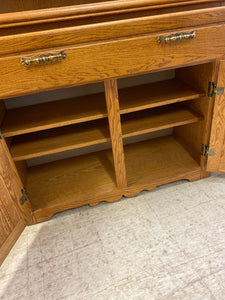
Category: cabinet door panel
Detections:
[
  {"x1": 206, "y1": 60, "x2": 225, "y2": 172},
  {"x1": 0, "y1": 139, "x2": 33, "y2": 224},
  {"x1": 0, "y1": 139, "x2": 33, "y2": 265},
  {"x1": 0, "y1": 175, "x2": 25, "y2": 265}
]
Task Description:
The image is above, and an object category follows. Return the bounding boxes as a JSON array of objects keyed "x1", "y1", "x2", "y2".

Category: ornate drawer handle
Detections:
[
  {"x1": 158, "y1": 31, "x2": 196, "y2": 44},
  {"x1": 21, "y1": 51, "x2": 67, "y2": 66}
]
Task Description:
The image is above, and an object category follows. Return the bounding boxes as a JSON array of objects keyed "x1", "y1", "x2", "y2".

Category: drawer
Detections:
[{"x1": 0, "y1": 23, "x2": 225, "y2": 99}]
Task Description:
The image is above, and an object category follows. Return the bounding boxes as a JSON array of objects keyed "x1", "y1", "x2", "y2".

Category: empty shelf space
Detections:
[
  {"x1": 10, "y1": 119, "x2": 110, "y2": 161},
  {"x1": 2, "y1": 92, "x2": 107, "y2": 137},
  {"x1": 121, "y1": 104, "x2": 203, "y2": 138},
  {"x1": 26, "y1": 149, "x2": 118, "y2": 219},
  {"x1": 124, "y1": 135, "x2": 201, "y2": 188},
  {"x1": 119, "y1": 78, "x2": 205, "y2": 114}
]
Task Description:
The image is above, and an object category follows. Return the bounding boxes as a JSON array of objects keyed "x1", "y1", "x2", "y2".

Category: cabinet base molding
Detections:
[
  {"x1": 30, "y1": 170, "x2": 203, "y2": 224},
  {"x1": 32, "y1": 191, "x2": 123, "y2": 223},
  {"x1": 123, "y1": 170, "x2": 203, "y2": 199}
]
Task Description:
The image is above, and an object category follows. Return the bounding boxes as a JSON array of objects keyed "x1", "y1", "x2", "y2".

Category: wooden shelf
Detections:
[
  {"x1": 10, "y1": 103, "x2": 202, "y2": 161},
  {"x1": 27, "y1": 148, "x2": 120, "y2": 221},
  {"x1": 119, "y1": 78, "x2": 205, "y2": 114},
  {"x1": 26, "y1": 135, "x2": 202, "y2": 221},
  {"x1": 2, "y1": 92, "x2": 107, "y2": 137},
  {"x1": 2, "y1": 78, "x2": 204, "y2": 138},
  {"x1": 121, "y1": 103, "x2": 203, "y2": 138},
  {"x1": 10, "y1": 119, "x2": 110, "y2": 161},
  {"x1": 124, "y1": 135, "x2": 201, "y2": 189}
]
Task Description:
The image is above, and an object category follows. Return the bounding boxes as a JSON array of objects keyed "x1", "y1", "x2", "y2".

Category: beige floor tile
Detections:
[
  {"x1": 74, "y1": 244, "x2": 115, "y2": 296},
  {"x1": 0, "y1": 246, "x2": 28, "y2": 276},
  {"x1": 169, "y1": 280, "x2": 213, "y2": 300},
  {"x1": 1, "y1": 174, "x2": 225, "y2": 299},
  {"x1": 202, "y1": 270, "x2": 225, "y2": 299},
  {"x1": 39, "y1": 231, "x2": 73, "y2": 261},
  {"x1": 0, "y1": 268, "x2": 29, "y2": 300},
  {"x1": 29, "y1": 280, "x2": 44, "y2": 300},
  {"x1": 165, "y1": 261, "x2": 201, "y2": 290},
  {"x1": 191, "y1": 249, "x2": 225, "y2": 278},
  {"x1": 71, "y1": 223, "x2": 101, "y2": 250},
  {"x1": 43, "y1": 275, "x2": 84, "y2": 300},
  {"x1": 110, "y1": 271, "x2": 177, "y2": 300},
  {"x1": 42, "y1": 252, "x2": 77, "y2": 284},
  {"x1": 27, "y1": 263, "x2": 44, "y2": 300}
]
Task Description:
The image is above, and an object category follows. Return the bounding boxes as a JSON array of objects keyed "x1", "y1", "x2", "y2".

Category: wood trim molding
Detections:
[
  {"x1": 0, "y1": 0, "x2": 220, "y2": 28},
  {"x1": 0, "y1": 7, "x2": 225, "y2": 56}
]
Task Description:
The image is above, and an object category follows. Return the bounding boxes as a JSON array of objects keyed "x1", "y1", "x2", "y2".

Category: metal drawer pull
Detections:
[
  {"x1": 21, "y1": 50, "x2": 67, "y2": 66},
  {"x1": 158, "y1": 31, "x2": 196, "y2": 44}
]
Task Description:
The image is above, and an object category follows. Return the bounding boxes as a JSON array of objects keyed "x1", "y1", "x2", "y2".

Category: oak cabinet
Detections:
[{"x1": 1, "y1": 0, "x2": 225, "y2": 265}]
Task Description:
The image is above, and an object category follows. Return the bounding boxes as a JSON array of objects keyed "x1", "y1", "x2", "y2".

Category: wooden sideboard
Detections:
[{"x1": 1, "y1": 0, "x2": 225, "y2": 265}]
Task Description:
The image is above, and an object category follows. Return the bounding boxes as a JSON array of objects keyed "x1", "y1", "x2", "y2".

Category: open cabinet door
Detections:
[
  {"x1": 206, "y1": 60, "x2": 225, "y2": 172},
  {"x1": 0, "y1": 138, "x2": 33, "y2": 265}
]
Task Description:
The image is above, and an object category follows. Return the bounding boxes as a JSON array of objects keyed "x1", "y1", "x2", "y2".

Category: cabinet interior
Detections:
[{"x1": 0, "y1": 62, "x2": 215, "y2": 221}]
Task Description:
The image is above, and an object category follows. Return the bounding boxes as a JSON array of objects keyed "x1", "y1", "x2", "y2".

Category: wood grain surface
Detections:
[
  {"x1": 121, "y1": 104, "x2": 203, "y2": 138},
  {"x1": 2, "y1": 78, "x2": 203, "y2": 138},
  {"x1": 2, "y1": 93, "x2": 107, "y2": 137},
  {"x1": 0, "y1": 176, "x2": 21, "y2": 247},
  {"x1": 104, "y1": 79, "x2": 127, "y2": 189},
  {"x1": 26, "y1": 148, "x2": 122, "y2": 222},
  {"x1": 0, "y1": 174, "x2": 25, "y2": 266},
  {"x1": 174, "y1": 62, "x2": 217, "y2": 167},
  {"x1": 10, "y1": 103, "x2": 203, "y2": 161},
  {"x1": 0, "y1": 23, "x2": 224, "y2": 99},
  {"x1": 26, "y1": 134, "x2": 203, "y2": 222},
  {"x1": 0, "y1": 4, "x2": 224, "y2": 43},
  {"x1": 0, "y1": 6, "x2": 224, "y2": 56},
  {"x1": 0, "y1": 221, "x2": 24, "y2": 266},
  {"x1": 0, "y1": 140, "x2": 34, "y2": 225},
  {"x1": 0, "y1": 1, "x2": 221, "y2": 26},
  {"x1": 123, "y1": 135, "x2": 201, "y2": 196},
  {"x1": 119, "y1": 78, "x2": 205, "y2": 114},
  {"x1": 11, "y1": 119, "x2": 110, "y2": 161},
  {"x1": 207, "y1": 60, "x2": 225, "y2": 172}
]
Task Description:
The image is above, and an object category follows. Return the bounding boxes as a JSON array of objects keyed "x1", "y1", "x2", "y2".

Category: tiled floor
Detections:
[{"x1": 1, "y1": 173, "x2": 225, "y2": 299}]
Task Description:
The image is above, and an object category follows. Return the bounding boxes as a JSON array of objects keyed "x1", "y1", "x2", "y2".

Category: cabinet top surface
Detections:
[
  {"x1": 0, "y1": 1, "x2": 220, "y2": 13},
  {"x1": 0, "y1": 0, "x2": 224, "y2": 24},
  {"x1": 1, "y1": 0, "x2": 224, "y2": 12}
]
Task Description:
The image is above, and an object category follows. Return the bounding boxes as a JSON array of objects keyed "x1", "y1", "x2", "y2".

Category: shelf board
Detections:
[
  {"x1": 124, "y1": 135, "x2": 201, "y2": 188},
  {"x1": 27, "y1": 134, "x2": 202, "y2": 221},
  {"x1": 10, "y1": 103, "x2": 202, "y2": 161},
  {"x1": 2, "y1": 78, "x2": 204, "y2": 138},
  {"x1": 119, "y1": 78, "x2": 205, "y2": 114},
  {"x1": 10, "y1": 119, "x2": 110, "y2": 161},
  {"x1": 26, "y1": 149, "x2": 119, "y2": 220},
  {"x1": 2, "y1": 92, "x2": 107, "y2": 137},
  {"x1": 121, "y1": 103, "x2": 203, "y2": 138}
]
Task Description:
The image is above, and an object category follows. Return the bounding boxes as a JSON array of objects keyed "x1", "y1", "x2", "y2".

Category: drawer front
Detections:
[{"x1": 0, "y1": 23, "x2": 225, "y2": 99}]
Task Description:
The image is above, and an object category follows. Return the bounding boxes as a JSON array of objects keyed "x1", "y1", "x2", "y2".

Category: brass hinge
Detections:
[
  {"x1": 20, "y1": 188, "x2": 28, "y2": 205},
  {"x1": 201, "y1": 144, "x2": 215, "y2": 157},
  {"x1": 0, "y1": 129, "x2": 3, "y2": 139},
  {"x1": 208, "y1": 81, "x2": 224, "y2": 97}
]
